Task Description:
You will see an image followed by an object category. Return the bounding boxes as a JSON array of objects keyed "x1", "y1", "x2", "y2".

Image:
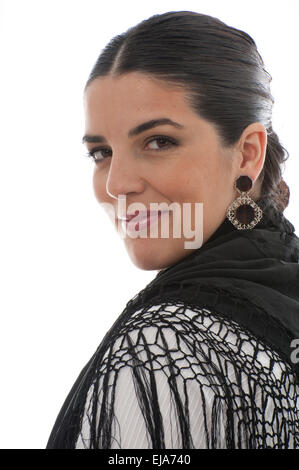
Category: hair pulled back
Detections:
[{"x1": 85, "y1": 11, "x2": 290, "y2": 212}]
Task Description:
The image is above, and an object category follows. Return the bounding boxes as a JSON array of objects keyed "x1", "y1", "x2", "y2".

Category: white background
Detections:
[{"x1": 0, "y1": 0, "x2": 298, "y2": 449}]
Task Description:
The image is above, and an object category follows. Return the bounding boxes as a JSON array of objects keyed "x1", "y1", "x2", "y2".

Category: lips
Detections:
[
  {"x1": 118, "y1": 209, "x2": 169, "y2": 233},
  {"x1": 119, "y1": 210, "x2": 164, "y2": 222}
]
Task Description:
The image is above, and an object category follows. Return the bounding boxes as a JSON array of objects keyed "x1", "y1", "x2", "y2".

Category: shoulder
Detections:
[
  {"x1": 103, "y1": 300, "x2": 293, "y2": 384},
  {"x1": 76, "y1": 301, "x2": 298, "y2": 449}
]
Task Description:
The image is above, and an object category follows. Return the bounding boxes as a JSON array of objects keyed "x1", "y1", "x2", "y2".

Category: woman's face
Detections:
[{"x1": 83, "y1": 72, "x2": 247, "y2": 270}]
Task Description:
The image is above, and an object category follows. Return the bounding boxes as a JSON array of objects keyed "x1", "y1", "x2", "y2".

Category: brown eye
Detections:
[
  {"x1": 145, "y1": 136, "x2": 177, "y2": 151},
  {"x1": 86, "y1": 147, "x2": 112, "y2": 163}
]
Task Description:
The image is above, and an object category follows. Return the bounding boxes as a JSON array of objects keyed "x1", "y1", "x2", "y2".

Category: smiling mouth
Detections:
[
  {"x1": 120, "y1": 210, "x2": 169, "y2": 232},
  {"x1": 119, "y1": 209, "x2": 167, "y2": 222}
]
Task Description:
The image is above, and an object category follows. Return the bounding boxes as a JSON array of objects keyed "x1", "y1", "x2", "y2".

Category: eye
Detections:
[
  {"x1": 85, "y1": 135, "x2": 177, "y2": 164},
  {"x1": 85, "y1": 147, "x2": 112, "y2": 163},
  {"x1": 144, "y1": 135, "x2": 177, "y2": 151}
]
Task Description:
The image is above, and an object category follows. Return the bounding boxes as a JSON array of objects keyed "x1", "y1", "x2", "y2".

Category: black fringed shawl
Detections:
[{"x1": 46, "y1": 198, "x2": 299, "y2": 449}]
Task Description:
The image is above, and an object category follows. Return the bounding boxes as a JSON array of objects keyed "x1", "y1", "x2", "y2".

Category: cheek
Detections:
[
  {"x1": 92, "y1": 168, "x2": 109, "y2": 203},
  {"x1": 175, "y1": 153, "x2": 231, "y2": 205},
  {"x1": 166, "y1": 159, "x2": 207, "y2": 203}
]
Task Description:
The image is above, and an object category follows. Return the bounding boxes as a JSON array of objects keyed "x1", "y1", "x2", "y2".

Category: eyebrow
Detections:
[{"x1": 81, "y1": 118, "x2": 184, "y2": 144}]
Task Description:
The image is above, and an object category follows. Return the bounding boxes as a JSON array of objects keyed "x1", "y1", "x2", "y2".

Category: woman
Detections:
[{"x1": 46, "y1": 11, "x2": 299, "y2": 449}]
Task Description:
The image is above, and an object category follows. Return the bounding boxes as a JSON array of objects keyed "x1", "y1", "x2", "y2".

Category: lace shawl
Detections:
[{"x1": 46, "y1": 198, "x2": 299, "y2": 449}]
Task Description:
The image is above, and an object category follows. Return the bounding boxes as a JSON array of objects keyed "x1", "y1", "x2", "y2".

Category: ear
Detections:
[{"x1": 236, "y1": 122, "x2": 267, "y2": 183}]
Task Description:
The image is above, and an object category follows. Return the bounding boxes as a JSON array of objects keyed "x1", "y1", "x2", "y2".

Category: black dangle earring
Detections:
[{"x1": 226, "y1": 175, "x2": 263, "y2": 230}]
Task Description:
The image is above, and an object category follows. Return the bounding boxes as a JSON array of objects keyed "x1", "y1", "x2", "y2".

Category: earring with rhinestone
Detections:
[{"x1": 226, "y1": 175, "x2": 263, "y2": 230}]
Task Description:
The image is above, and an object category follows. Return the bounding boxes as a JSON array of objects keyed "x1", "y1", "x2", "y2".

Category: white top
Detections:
[{"x1": 74, "y1": 302, "x2": 299, "y2": 449}]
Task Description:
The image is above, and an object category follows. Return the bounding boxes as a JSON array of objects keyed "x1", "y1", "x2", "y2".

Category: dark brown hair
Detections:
[{"x1": 85, "y1": 10, "x2": 290, "y2": 212}]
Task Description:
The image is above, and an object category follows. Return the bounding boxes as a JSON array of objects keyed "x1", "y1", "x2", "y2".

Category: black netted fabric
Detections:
[
  {"x1": 46, "y1": 198, "x2": 299, "y2": 449},
  {"x1": 72, "y1": 303, "x2": 299, "y2": 449}
]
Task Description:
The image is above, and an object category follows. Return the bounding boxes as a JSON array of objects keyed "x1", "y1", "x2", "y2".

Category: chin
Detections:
[
  {"x1": 123, "y1": 238, "x2": 164, "y2": 271},
  {"x1": 123, "y1": 238, "x2": 191, "y2": 271},
  {"x1": 127, "y1": 247, "x2": 164, "y2": 271}
]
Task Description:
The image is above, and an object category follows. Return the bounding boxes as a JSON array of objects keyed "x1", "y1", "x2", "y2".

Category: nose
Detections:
[{"x1": 105, "y1": 151, "x2": 145, "y2": 200}]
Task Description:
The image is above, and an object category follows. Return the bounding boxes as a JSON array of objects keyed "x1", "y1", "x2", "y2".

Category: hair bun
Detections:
[{"x1": 273, "y1": 178, "x2": 290, "y2": 212}]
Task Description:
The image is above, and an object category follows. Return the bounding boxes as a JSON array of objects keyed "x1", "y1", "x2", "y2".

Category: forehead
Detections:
[{"x1": 84, "y1": 72, "x2": 191, "y2": 119}]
